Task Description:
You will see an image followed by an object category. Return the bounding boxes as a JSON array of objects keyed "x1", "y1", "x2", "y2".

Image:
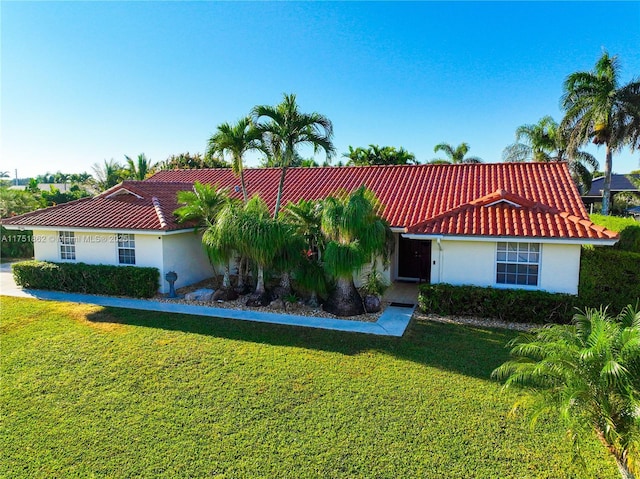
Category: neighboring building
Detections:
[
  {"x1": 2, "y1": 163, "x2": 618, "y2": 295},
  {"x1": 582, "y1": 174, "x2": 640, "y2": 211}
]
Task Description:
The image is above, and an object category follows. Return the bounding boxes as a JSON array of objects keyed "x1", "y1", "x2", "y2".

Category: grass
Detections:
[{"x1": 1, "y1": 296, "x2": 618, "y2": 478}]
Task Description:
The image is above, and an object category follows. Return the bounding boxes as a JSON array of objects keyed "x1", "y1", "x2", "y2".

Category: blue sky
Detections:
[{"x1": 2, "y1": 1, "x2": 639, "y2": 179}]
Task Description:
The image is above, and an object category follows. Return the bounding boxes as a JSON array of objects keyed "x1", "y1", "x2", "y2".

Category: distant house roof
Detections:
[
  {"x1": 2, "y1": 182, "x2": 194, "y2": 232},
  {"x1": 583, "y1": 174, "x2": 640, "y2": 198},
  {"x1": 2, "y1": 163, "x2": 618, "y2": 242}
]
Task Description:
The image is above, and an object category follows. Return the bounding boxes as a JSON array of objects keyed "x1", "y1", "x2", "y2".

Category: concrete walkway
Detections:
[{"x1": 0, "y1": 266, "x2": 413, "y2": 337}]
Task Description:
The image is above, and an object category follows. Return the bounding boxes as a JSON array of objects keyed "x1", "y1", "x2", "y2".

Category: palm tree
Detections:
[
  {"x1": 207, "y1": 117, "x2": 262, "y2": 203},
  {"x1": 561, "y1": 51, "x2": 640, "y2": 215},
  {"x1": 91, "y1": 160, "x2": 125, "y2": 191},
  {"x1": 343, "y1": 145, "x2": 418, "y2": 166},
  {"x1": 174, "y1": 181, "x2": 229, "y2": 229},
  {"x1": 492, "y1": 305, "x2": 640, "y2": 479},
  {"x1": 235, "y1": 196, "x2": 289, "y2": 303},
  {"x1": 125, "y1": 154, "x2": 155, "y2": 181},
  {"x1": 432, "y1": 142, "x2": 483, "y2": 164},
  {"x1": 252, "y1": 93, "x2": 335, "y2": 218},
  {"x1": 502, "y1": 116, "x2": 600, "y2": 193},
  {"x1": 202, "y1": 200, "x2": 241, "y2": 290},
  {"x1": 321, "y1": 187, "x2": 392, "y2": 316}
]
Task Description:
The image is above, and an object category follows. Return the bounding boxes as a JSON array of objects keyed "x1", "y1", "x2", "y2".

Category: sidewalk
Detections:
[{"x1": 0, "y1": 268, "x2": 413, "y2": 337}]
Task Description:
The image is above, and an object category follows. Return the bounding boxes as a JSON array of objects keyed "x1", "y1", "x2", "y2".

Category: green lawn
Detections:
[{"x1": 1, "y1": 297, "x2": 618, "y2": 478}]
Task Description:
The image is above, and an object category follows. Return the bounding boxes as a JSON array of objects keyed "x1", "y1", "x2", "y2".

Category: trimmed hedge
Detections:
[
  {"x1": 418, "y1": 247, "x2": 640, "y2": 324},
  {"x1": 418, "y1": 283, "x2": 577, "y2": 324},
  {"x1": 579, "y1": 247, "x2": 640, "y2": 313},
  {"x1": 12, "y1": 261, "x2": 159, "y2": 299}
]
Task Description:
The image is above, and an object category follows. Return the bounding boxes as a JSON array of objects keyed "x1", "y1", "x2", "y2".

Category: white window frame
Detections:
[
  {"x1": 59, "y1": 231, "x2": 76, "y2": 261},
  {"x1": 496, "y1": 242, "x2": 540, "y2": 287},
  {"x1": 117, "y1": 233, "x2": 136, "y2": 265}
]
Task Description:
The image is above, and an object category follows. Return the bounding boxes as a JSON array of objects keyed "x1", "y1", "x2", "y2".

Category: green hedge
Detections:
[
  {"x1": 590, "y1": 214, "x2": 640, "y2": 253},
  {"x1": 418, "y1": 283, "x2": 577, "y2": 324},
  {"x1": 418, "y1": 247, "x2": 640, "y2": 324},
  {"x1": 579, "y1": 247, "x2": 640, "y2": 313},
  {"x1": 12, "y1": 261, "x2": 159, "y2": 299}
]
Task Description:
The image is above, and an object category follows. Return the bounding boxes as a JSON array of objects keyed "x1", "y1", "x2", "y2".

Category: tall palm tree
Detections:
[
  {"x1": 252, "y1": 93, "x2": 335, "y2": 218},
  {"x1": 207, "y1": 117, "x2": 262, "y2": 203},
  {"x1": 125, "y1": 153, "x2": 155, "y2": 181},
  {"x1": 561, "y1": 51, "x2": 640, "y2": 215},
  {"x1": 432, "y1": 142, "x2": 483, "y2": 164},
  {"x1": 502, "y1": 116, "x2": 600, "y2": 193},
  {"x1": 321, "y1": 187, "x2": 391, "y2": 316},
  {"x1": 492, "y1": 305, "x2": 640, "y2": 479}
]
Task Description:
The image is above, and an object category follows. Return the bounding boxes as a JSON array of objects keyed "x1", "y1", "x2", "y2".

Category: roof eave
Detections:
[{"x1": 401, "y1": 233, "x2": 619, "y2": 246}]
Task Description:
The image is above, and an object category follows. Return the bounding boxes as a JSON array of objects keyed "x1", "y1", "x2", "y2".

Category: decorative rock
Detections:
[
  {"x1": 185, "y1": 288, "x2": 215, "y2": 302},
  {"x1": 246, "y1": 291, "x2": 273, "y2": 307},
  {"x1": 269, "y1": 298, "x2": 285, "y2": 310},
  {"x1": 212, "y1": 288, "x2": 239, "y2": 302},
  {"x1": 363, "y1": 294, "x2": 381, "y2": 313}
]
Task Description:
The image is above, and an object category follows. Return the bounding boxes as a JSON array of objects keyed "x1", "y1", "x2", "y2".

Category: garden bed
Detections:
[{"x1": 162, "y1": 277, "x2": 387, "y2": 323}]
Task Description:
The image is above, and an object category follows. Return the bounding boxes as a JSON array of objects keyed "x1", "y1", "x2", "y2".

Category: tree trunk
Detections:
[
  {"x1": 615, "y1": 457, "x2": 635, "y2": 479},
  {"x1": 255, "y1": 265, "x2": 265, "y2": 295},
  {"x1": 601, "y1": 145, "x2": 613, "y2": 215},
  {"x1": 323, "y1": 276, "x2": 364, "y2": 317},
  {"x1": 273, "y1": 166, "x2": 287, "y2": 219},
  {"x1": 279, "y1": 271, "x2": 291, "y2": 297},
  {"x1": 222, "y1": 264, "x2": 231, "y2": 289},
  {"x1": 240, "y1": 170, "x2": 248, "y2": 203}
]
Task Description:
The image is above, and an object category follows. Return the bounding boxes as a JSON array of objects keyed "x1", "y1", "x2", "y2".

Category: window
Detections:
[
  {"x1": 496, "y1": 242, "x2": 539, "y2": 286},
  {"x1": 117, "y1": 234, "x2": 136, "y2": 265},
  {"x1": 59, "y1": 231, "x2": 76, "y2": 260}
]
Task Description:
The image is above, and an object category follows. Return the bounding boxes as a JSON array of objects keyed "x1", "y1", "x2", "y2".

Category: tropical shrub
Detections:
[
  {"x1": 1, "y1": 227, "x2": 34, "y2": 258},
  {"x1": 492, "y1": 305, "x2": 640, "y2": 479},
  {"x1": 12, "y1": 261, "x2": 159, "y2": 298}
]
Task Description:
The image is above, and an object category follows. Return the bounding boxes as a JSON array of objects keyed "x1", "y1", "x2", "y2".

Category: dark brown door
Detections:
[{"x1": 398, "y1": 236, "x2": 431, "y2": 282}]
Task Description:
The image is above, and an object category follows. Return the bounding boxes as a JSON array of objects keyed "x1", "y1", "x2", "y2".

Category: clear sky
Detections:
[{"x1": 2, "y1": 1, "x2": 639, "y2": 179}]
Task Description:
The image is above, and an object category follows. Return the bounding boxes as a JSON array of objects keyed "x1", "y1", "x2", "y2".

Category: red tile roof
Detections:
[
  {"x1": 2, "y1": 163, "x2": 618, "y2": 241},
  {"x1": 406, "y1": 189, "x2": 618, "y2": 240},
  {"x1": 2, "y1": 182, "x2": 195, "y2": 231}
]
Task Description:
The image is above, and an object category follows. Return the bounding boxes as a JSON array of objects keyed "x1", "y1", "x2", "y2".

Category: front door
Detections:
[{"x1": 398, "y1": 236, "x2": 431, "y2": 282}]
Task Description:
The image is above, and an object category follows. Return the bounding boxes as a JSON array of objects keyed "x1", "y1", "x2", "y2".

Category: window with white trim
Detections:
[
  {"x1": 59, "y1": 231, "x2": 76, "y2": 260},
  {"x1": 117, "y1": 234, "x2": 136, "y2": 265},
  {"x1": 496, "y1": 242, "x2": 540, "y2": 286}
]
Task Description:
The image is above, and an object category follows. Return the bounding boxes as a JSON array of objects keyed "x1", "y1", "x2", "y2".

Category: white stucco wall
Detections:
[
  {"x1": 538, "y1": 243, "x2": 582, "y2": 294},
  {"x1": 32, "y1": 230, "x2": 59, "y2": 261},
  {"x1": 425, "y1": 238, "x2": 581, "y2": 295},
  {"x1": 161, "y1": 231, "x2": 215, "y2": 294}
]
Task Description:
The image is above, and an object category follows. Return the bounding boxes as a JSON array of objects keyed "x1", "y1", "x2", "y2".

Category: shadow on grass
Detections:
[{"x1": 87, "y1": 306, "x2": 518, "y2": 381}]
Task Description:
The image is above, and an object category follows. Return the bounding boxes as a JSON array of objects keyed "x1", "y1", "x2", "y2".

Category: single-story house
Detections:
[{"x1": 2, "y1": 163, "x2": 618, "y2": 295}]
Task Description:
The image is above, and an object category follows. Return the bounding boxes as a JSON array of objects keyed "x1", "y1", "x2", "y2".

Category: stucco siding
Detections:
[
  {"x1": 423, "y1": 238, "x2": 581, "y2": 295},
  {"x1": 32, "y1": 230, "x2": 59, "y2": 262},
  {"x1": 538, "y1": 243, "x2": 581, "y2": 294},
  {"x1": 438, "y1": 240, "x2": 496, "y2": 287},
  {"x1": 161, "y1": 232, "x2": 215, "y2": 294}
]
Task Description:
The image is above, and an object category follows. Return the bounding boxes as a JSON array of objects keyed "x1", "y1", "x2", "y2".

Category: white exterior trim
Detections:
[{"x1": 401, "y1": 233, "x2": 618, "y2": 246}]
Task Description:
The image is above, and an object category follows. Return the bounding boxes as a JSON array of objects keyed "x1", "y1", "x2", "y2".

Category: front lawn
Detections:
[{"x1": 1, "y1": 297, "x2": 618, "y2": 478}]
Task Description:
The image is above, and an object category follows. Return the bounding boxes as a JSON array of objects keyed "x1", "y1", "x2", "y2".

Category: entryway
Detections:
[{"x1": 397, "y1": 236, "x2": 431, "y2": 282}]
